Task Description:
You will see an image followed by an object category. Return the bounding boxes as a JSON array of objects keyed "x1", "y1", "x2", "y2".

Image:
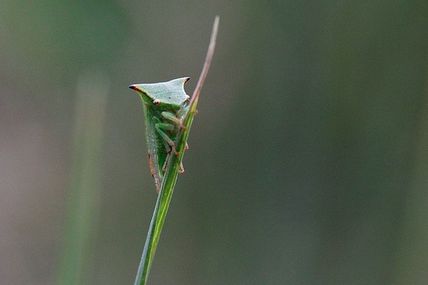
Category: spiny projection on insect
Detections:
[{"x1": 129, "y1": 77, "x2": 191, "y2": 192}]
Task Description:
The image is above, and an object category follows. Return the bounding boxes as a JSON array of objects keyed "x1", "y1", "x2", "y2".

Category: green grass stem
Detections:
[
  {"x1": 57, "y1": 72, "x2": 109, "y2": 285},
  {"x1": 133, "y1": 16, "x2": 219, "y2": 285}
]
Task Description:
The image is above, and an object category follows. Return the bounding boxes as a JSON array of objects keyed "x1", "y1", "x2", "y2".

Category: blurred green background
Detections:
[{"x1": 1, "y1": 1, "x2": 427, "y2": 284}]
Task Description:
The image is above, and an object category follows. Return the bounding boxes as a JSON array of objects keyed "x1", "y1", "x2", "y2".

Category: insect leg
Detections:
[
  {"x1": 154, "y1": 121, "x2": 174, "y2": 132},
  {"x1": 147, "y1": 153, "x2": 161, "y2": 193},
  {"x1": 162, "y1": 158, "x2": 169, "y2": 172},
  {"x1": 161, "y1": 111, "x2": 185, "y2": 129},
  {"x1": 179, "y1": 162, "x2": 185, "y2": 173},
  {"x1": 154, "y1": 122, "x2": 178, "y2": 155}
]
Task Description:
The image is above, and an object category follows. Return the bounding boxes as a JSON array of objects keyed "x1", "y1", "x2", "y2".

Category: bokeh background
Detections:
[{"x1": 1, "y1": 1, "x2": 427, "y2": 284}]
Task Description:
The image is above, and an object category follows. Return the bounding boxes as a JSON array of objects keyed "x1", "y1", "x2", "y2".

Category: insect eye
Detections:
[{"x1": 153, "y1": 99, "x2": 161, "y2": 105}]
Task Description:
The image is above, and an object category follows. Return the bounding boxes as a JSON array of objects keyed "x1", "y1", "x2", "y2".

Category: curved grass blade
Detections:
[{"x1": 133, "y1": 16, "x2": 220, "y2": 285}]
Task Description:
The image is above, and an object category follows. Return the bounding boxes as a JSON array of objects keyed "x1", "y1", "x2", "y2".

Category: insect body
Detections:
[{"x1": 129, "y1": 77, "x2": 190, "y2": 192}]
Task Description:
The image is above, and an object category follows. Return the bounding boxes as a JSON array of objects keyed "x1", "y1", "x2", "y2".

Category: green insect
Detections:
[{"x1": 129, "y1": 77, "x2": 190, "y2": 192}]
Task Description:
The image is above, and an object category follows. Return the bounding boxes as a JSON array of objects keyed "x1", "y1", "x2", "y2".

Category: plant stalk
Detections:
[{"x1": 133, "y1": 16, "x2": 219, "y2": 285}]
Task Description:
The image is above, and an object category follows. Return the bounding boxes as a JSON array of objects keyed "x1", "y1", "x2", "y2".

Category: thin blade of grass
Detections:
[
  {"x1": 133, "y1": 16, "x2": 220, "y2": 285},
  {"x1": 57, "y1": 71, "x2": 109, "y2": 285}
]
